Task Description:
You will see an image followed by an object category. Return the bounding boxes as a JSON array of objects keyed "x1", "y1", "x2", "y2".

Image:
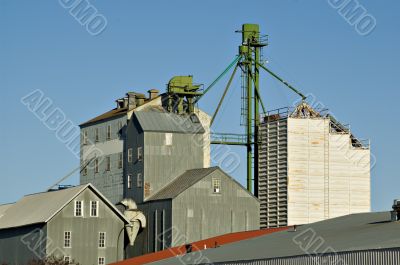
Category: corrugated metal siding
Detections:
[
  {"x1": 172, "y1": 170, "x2": 260, "y2": 246},
  {"x1": 209, "y1": 248, "x2": 400, "y2": 265}
]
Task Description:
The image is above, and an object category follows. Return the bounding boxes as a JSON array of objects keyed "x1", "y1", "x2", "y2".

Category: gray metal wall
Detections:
[
  {"x1": 127, "y1": 200, "x2": 173, "y2": 257},
  {"x1": 208, "y1": 248, "x2": 400, "y2": 265},
  {"x1": 0, "y1": 224, "x2": 46, "y2": 265},
  {"x1": 47, "y1": 188, "x2": 125, "y2": 265},
  {"x1": 143, "y1": 131, "x2": 205, "y2": 200},
  {"x1": 80, "y1": 115, "x2": 127, "y2": 205},
  {"x1": 171, "y1": 170, "x2": 260, "y2": 246}
]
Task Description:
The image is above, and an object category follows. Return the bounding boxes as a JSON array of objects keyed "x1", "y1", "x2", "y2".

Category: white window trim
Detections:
[
  {"x1": 128, "y1": 148, "x2": 133, "y2": 163},
  {"x1": 137, "y1": 173, "x2": 143, "y2": 188},
  {"x1": 98, "y1": 257, "x2": 105, "y2": 265},
  {"x1": 64, "y1": 256, "x2": 71, "y2": 263},
  {"x1": 90, "y1": 201, "x2": 99, "y2": 217},
  {"x1": 98, "y1": 232, "x2": 106, "y2": 248},
  {"x1": 137, "y1": 146, "x2": 143, "y2": 161},
  {"x1": 127, "y1": 174, "x2": 132, "y2": 189},
  {"x1": 74, "y1": 200, "x2": 84, "y2": 217},
  {"x1": 212, "y1": 178, "x2": 221, "y2": 194},
  {"x1": 165, "y1": 133, "x2": 173, "y2": 146},
  {"x1": 64, "y1": 231, "x2": 71, "y2": 248}
]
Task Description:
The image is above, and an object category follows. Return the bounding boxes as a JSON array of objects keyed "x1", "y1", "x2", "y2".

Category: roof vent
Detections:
[
  {"x1": 135, "y1": 93, "x2": 146, "y2": 107},
  {"x1": 126, "y1": 92, "x2": 137, "y2": 110},
  {"x1": 148, "y1": 89, "x2": 159, "y2": 100},
  {"x1": 391, "y1": 199, "x2": 400, "y2": 221}
]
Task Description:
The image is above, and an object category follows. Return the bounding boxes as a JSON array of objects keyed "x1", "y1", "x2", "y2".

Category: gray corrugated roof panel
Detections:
[
  {"x1": 134, "y1": 109, "x2": 205, "y2": 134},
  {"x1": 0, "y1": 203, "x2": 13, "y2": 217},
  {"x1": 0, "y1": 184, "x2": 129, "y2": 230},
  {"x1": 149, "y1": 211, "x2": 400, "y2": 265},
  {"x1": 147, "y1": 167, "x2": 219, "y2": 201}
]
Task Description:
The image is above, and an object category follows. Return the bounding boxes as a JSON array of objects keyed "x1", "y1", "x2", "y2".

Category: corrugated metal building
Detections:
[
  {"x1": 0, "y1": 184, "x2": 129, "y2": 265},
  {"x1": 79, "y1": 91, "x2": 260, "y2": 258},
  {"x1": 147, "y1": 211, "x2": 400, "y2": 265},
  {"x1": 258, "y1": 103, "x2": 371, "y2": 228}
]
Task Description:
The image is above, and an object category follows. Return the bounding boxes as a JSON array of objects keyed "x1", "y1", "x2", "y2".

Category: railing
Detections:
[{"x1": 211, "y1": 132, "x2": 250, "y2": 145}]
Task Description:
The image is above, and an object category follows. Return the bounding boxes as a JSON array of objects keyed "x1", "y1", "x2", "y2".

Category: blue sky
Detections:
[{"x1": 0, "y1": 0, "x2": 399, "y2": 212}]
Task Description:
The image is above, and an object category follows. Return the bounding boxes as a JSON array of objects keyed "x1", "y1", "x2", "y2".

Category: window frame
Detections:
[
  {"x1": 106, "y1": 125, "x2": 111, "y2": 140},
  {"x1": 82, "y1": 160, "x2": 88, "y2": 176},
  {"x1": 137, "y1": 173, "x2": 143, "y2": 188},
  {"x1": 64, "y1": 256, "x2": 71, "y2": 264},
  {"x1": 90, "y1": 201, "x2": 99, "y2": 217},
  {"x1": 212, "y1": 178, "x2": 221, "y2": 194},
  {"x1": 95, "y1": 128, "x2": 99, "y2": 142},
  {"x1": 98, "y1": 257, "x2": 105, "y2": 265},
  {"x1": 127, "y1": 174, "x2": 132, "y2": 189},
  {"x1": 64, "y1": 231, "x2": 71, "y2": 248},
  {"x1": 94, "y1": 158, "x2": 99, "y2": 173},
  {"x1": 74, "y1": 200, "x2": 84, "y2": 217},
  {"x1": 105, "y1": 156, "x2": 111, "y2": 171},
  {"x1": 118, "y1": 153, "x2": 123, "y2": 169},
  {"x1": 82, "y1": 130, "x2": 88, "y2": 145},
  {"x1": 137, "y1": 146, "x2": 143, "y2": 161},
  {"x1": 98, "y1": 232, "x2": 106, "y2": 248},
  {"x1": 128, "y1": 148, "x2": 133, "y2": 163}
]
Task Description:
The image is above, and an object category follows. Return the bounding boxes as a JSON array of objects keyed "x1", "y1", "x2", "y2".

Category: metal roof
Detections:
[
  {"x1": 134, "y1": 108, "x2": 205, "y2": 134},
  {"x1": 0, "y1": 184, "x2": 129, "y2": 230},
  {"x1": 80, "y1": 107, "x2": 128, "y2": 127},
  {"x1": 149, "y1": 211, "x2": 400, "y2": 265},
  {"x1": 147, "y1": 167, "x2": 219, "y2": 201}
]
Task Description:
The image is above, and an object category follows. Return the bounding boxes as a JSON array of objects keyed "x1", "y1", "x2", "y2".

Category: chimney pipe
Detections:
[
  {"x1": 391, "y1": 199, "x2": 400, "y2": 221},
  {"x1": 126, "y1": 92, "x2": 137, "y2": 110},
  {"x1": 135, "y1": 93, "x2": 146, "y2": 107},
  {"x1": 148, "y1": 89, "x2": 159, "y2": 100}
]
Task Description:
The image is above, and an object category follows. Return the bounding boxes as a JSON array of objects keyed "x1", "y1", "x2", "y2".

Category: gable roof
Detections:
[
  {"x1": 147, "y1": 167, "x2": 257, "y2": 202},
  {"x1": 134, "y1": 108, "x2": 205, "y2": 134},
  {"x1": 0, "y1": 184, "x2": 129, "y2": 230},
  {"x1": 80, "y1": 107, "x2": 128, "y2": 127}
]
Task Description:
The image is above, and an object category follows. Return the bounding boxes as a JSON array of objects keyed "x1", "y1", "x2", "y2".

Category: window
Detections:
[
  {"x1": 118, "y1": 153, "x2": 123, "y2": 169},
  {"x1": 137, "y1": 173, "x2": 143, "y2": 188},
  {"x1": 95, "y1": 128, "x2": 99, "y2": 142},
  {"x1": 128, "y1": 148, "x2": 133, "y2": 163},
  {"x1": 165, "y1": 133, "x2": 173, "y2": 146},
  {"x1": 64, "y1": 256, "x2": 70, "y2": 264},
  {"x1": 212, "y1": 178, "x2": 221, "y2": 193},
  {"x1": 82, "y1": 130, "x2": 88, "y2": 145},
  {"x1": 106, "y1": 125, "x2": 111, "y2": 140},
  {"x1": 98, "y1": 232, "x2": 106, "y2": 248},
  {"x1": 82, "y1": 160, "x2": 87, "y2": 176},
  {"x1": 74, "y1": 201, "x2": 83, "y2": 217},
  {"x1": 94, "y1": 158, "x2": 99, "y2": 173},
  {"x1": 137, "y1": 147, "x2": 143, "y2": 161},
  {"x1": 127, "y1": 175, "x2": 132, "y2": 189},
  {"x1": 118, "y1": 121, "x2": 123, "y2": 132},
  {"x1": 105, "y1": 156, "x2": 111, "y2": 171},
  {"x1": 64, "y1": 231, "x2": 71, "y2": 248},
  {"x1": 90, "y1": 201, "x2": 99, "y2": 217},
  {"x1": 98, "y1": 257, "x2": 105, "y2": 265}
]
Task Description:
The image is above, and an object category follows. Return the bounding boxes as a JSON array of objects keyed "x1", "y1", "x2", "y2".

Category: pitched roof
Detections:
[
  {"x1": 80, "y1": 107, "x2": 128, "y2": 127},
  {"x1": 0, "y1": 184, "x2": 129, "y2": 230},
  {"x1": 147, "y1": 167, "x2": 219, "y2": 201},
  {"x1": 134, "y1": 108, "x2": 205, "y2": 134},
  {"x1": 149, "y1": 211, "x2": 400, "y2": 265}
]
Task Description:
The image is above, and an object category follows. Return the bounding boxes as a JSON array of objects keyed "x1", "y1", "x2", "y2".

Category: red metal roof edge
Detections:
[{"x1": 110, "y1": 227, "x2": 290, "y2": 265}]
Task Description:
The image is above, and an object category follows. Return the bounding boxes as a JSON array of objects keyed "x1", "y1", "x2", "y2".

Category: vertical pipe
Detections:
[
  {"x1": 246, "y1": 42, "x2": 253, "y2": 193},
  {"x1": 254, "y1": 45, "x2": 260, "y2": 198}
]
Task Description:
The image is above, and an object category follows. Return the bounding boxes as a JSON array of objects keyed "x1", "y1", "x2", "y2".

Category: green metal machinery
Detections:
[
  {"x1": 167, "y1": 24, "x2": 306, "y2": 195},
  {"x1": 167, "y1": 75, "x2": 203, "y2": 114}
]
